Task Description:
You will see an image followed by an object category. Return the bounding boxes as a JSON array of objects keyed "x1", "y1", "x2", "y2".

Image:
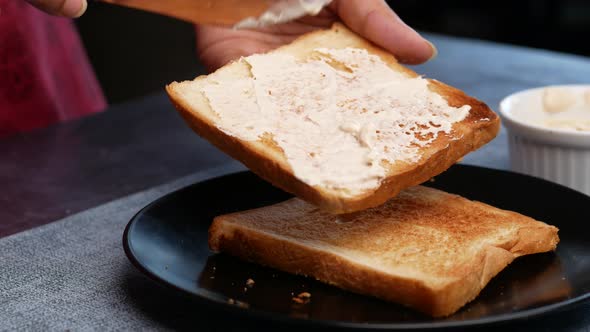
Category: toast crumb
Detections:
[
  {"x1": 292, "y1": 291, "x2": 312, "y2": 304},
  {"x1": 292, "y1": 297, "x2": 306, "y2": 304},
  {"x1": 298, "y1": 292, "x2": 311, "y2": 299},
  {"x1": 246, "y1": 278, "x2": 255, "y2": 288}
]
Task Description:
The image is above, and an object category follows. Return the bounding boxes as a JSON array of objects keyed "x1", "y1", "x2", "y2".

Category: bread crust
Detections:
[
  {"x1": 167, "y1": 23, "x2": 500, "y2": 213},
  {"x1": 209, "y1": 221, "x2": 442, "y2": 315},
  {"x1": 209, "y1": 188, "x2": 559, "y2": 317}
]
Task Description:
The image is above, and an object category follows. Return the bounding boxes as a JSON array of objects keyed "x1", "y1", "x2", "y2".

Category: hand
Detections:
[
  {"x1": 25, "y1": 0, "x2": 87, "y2": 17},
  {"x1": 197, "y1": 0, "x2": 436, "y2": 71}
]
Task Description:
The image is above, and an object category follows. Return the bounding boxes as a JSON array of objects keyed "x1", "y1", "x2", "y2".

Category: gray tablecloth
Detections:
[{"x1": 0, "y1": 163, "x2": 247, "y2": 331}]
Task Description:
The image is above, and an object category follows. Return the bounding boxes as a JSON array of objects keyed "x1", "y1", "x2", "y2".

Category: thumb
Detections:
[
  {"x1": 26, "y1": 0, "x2": 87, "y2": 17},
  {"x1": 330, "y1": 0, "x2": 436, "y2": 64}
]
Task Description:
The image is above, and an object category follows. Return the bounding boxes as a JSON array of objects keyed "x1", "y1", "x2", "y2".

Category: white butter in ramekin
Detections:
[{"x1": 500, "y1": 85, "x2": 590, "y2": 196}]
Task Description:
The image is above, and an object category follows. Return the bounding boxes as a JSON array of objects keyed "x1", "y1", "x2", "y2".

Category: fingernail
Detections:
[
  {"x1": 62, "y1": 0, "x2": 87, "y2": 18},
  {"x1": 74, "y1": 0, "x2": 88, "y2": 17},
  {"x1": 425, "y1": 39, "x2": 438, "y2": 62}
]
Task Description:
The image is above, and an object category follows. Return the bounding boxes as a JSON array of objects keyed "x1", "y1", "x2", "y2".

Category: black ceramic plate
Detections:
[{"x1": 123, "y1": 165, "x2": 590, "y2": 329}]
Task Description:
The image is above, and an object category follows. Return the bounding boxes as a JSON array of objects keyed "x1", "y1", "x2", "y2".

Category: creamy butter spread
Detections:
[
  {"x1": 545, "y1": 120, "x2": 590, "y2": 131},
  {"x1": 540, "y1": 87, "x2": 590, "y2": 131},
  {"x1": 542, "y1": 88, "x2": 577, "y2": 113},
  {"x1": 201, "y1": 48, "x2": 470, "y2": 195},
  {"x1": 234, "y1": 0, "x2": 332, "y2": 29}
]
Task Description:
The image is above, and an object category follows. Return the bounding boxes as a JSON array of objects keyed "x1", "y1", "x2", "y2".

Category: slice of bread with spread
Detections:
[{"x1": 167, "y1": 23, "x2": 500, "y2": 213}]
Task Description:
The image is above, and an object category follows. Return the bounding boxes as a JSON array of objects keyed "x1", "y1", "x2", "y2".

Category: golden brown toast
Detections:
[
  {"x1": 167, "y1": 23, "x2": 500, "y2": 213},
  {"x1": 209, "y1": 186, "x2": 559, "y2": 317}
]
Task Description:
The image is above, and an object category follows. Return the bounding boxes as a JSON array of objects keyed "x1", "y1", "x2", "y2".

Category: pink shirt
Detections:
[{"x1": 0, "y1": 1, "x2": 106, "y2": 138}]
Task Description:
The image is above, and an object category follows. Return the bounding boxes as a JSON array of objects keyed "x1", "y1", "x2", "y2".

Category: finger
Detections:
[
  {"x1": 196, "y1": 26, "x2": 274, "y2": 71},
  {"x1": 26, "y1": 0, "x2": 87, "y2": 17},
  {"x1": 330, "y1": 0, "x2": 436, "y2": 64}
]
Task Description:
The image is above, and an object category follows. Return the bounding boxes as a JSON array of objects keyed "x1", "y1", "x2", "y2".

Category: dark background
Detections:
[{"x1": 75, "y1": 0, "x2": 590, "y2": 104}]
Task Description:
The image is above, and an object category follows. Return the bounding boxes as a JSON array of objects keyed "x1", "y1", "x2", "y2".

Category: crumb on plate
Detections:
[
  {"x1": 292, "y1": 291, "x2": 312, "y2": 304},
  {"x1": 246, "y1": 278, "x2": 255, "y2": 287}
]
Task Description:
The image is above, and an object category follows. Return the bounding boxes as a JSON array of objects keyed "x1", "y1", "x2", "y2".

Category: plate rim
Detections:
[{"x1": 123, "y1": 164, "x2": 590, "y2": 330}]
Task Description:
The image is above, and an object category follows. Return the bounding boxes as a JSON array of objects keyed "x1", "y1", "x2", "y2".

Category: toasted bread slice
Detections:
[
  {"x1": 167, "y1": 23, "x2": 500, "y2": 213},
  {"x1": 209, "y1": 186, "x2": 559, "y2": 317}
]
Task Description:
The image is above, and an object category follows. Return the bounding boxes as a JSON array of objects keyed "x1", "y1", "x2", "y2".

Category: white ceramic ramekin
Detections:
[{"x1": 500, "y1": 85, "x2": 590, "y2": 196}]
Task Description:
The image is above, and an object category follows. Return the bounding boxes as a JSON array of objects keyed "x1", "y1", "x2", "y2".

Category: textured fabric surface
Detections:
[{"x1": 0, "y1": 163, "x2": 245, "y2": 331}]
